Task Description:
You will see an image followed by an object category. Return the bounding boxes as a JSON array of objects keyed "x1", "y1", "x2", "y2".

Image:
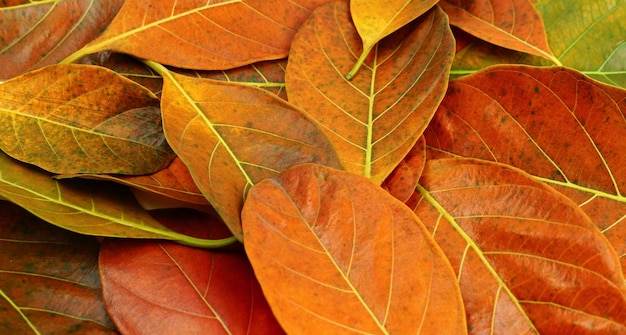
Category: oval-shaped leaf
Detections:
[
  {"x1": 0, "y1": 0, "x2": 124, "y2": 80},
  {"x1": 439, "y1": 0, "x2": 559, "y2": 64},
  {"x1": 286, "y1": 2, "x2": 454, "y2": 184},
  {"x1": 0, "y1": 64, "x2": 175, "y2": 175},
  {"x1": 0, "y1": 201, "x2": 117, "y2": 334},
  {"x1": 65, "y1": 0, "x2": 338, "y2": 70},
  {"x1": 157, "y1": 66, "x2": 343, "y2": 239},
  {"x1": 100, "y1": 239, "x2": 283, "y2": 335},
  {"x1": 425, "y1": 65, "x2": 626, "y2": 271},
  {"x1": 0, "y1": 150, "x2": 232, "y2": 247},
  {"x1": 347, "y1": 0, "x2": 438, "y2": 78},
  {"x1": 242, "y1": 163, "x2": 466, "y2": 334},
  {"x1": 409, "y1": 158, "x2": 626, "y2": 334}
]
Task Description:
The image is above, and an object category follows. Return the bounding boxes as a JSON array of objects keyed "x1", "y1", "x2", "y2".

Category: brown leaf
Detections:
[
  {"x1": 158, "y1": 67, "x2": 343, "y2": 239},
  {"x1": 242, "y1": 163, "x2": 466, "y2": 334},
  {"x1": 439, "y1": 0, "x2": 559, "y2": 64},
  {"x1": 347, "y1": 0, "x2": 439, "y2": 78},
  {"x1": 0, "y1": 0, "x2": 124, "y2": 80},
  {"x1": 100, "y1": 239, "x2": 282, "y2": 334},
  {"x1": 65, "y1": 0, "x2": 339, "y2": 70},
  {"x1": 425, "y1": 65, "x2": 626, "y2": 272},
  {"x1": 286, "y1": 2, "x2": 454, "y2": 184},
  {"x1": 0, "y1": 64, "x2": 175, "y2": 175},
  {"x1": 381, "y1": 135, "x2": 426, "y2": 202},
  {"x1": 0, "y1": 201, "x2": 118, "y2": 334},
  {"x1": 409, "y1": 158, "x2": 626, "y2": 334}
]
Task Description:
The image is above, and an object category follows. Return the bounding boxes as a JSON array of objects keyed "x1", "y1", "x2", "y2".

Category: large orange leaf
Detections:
[
  {"x1": 0, "y1": 64, "x2": 175, "y2": 175},
  {"x1": 439, "y1": 0, "x2": 559, "y2": 64},
  {"x1": 347, "y1": 0, "x2": 439, "y2": 78},
  {"x1": 0, "y1": 0, "x2": 124, "y2": 80},
  {"x1": 286, "y1": 2, "x2": 454, "y2": 184},
  {"x1": 156, "y1": 65, "x2": 343, "y2": 239},
  {"x1": 409, "y1": 158, "x2": 626, "y2": 334},
  {"x1": 100, "y1": 239, "x2": 283, "y2": 334},
  {"x1": 242, "y1": 163, "x2": 466, "y2": 334},
  {"x1": 424, "y1": 65, "x2": 626, "y2": 271},
  {"x1": 0, "y1": 201, "x2": 117, "y2": 334},
  {"x1": 64, "y1": 0, "x2": 338, "y2": 70}
]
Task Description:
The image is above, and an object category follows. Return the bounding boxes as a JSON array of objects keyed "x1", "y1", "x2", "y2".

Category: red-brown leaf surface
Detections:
[
  {"x1": 100, "y1": 234, "x2": 282, "y2": 334},
  {"x1": 425, "y1": 65, "x2": 626, "y2": 272},
  {"x1": 439, "y1": 0, "x2": 558, "y2": 64},
  {"x1": 0, "y1": 0, "x2": 124, "y2": 80},
  {"x1": 158, "y1": 68, "x2": 343, "y2": 239},
  {"x1": 381, "y1": 135, "x2": 426, "y2": 202},
  {"x1": 0, "y1": 201, "x2": 117, "y2": 334},
  {"x1": 286, "y1": 2, "x2": 454, "y2": 184},
  {"x1": 242, "y1": 163, "x2": 466, "y2": 334},
  {"x1": 409, "y1": 158, "x2": 626, "y2": 334},
  {"x1": 67, "y1": 0, "x2": 339, "y2": 70}
]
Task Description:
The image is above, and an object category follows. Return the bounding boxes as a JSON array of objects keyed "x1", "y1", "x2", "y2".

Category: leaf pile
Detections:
[{"x1": 1, "y1": 0, "x2": 625, "y2": 334}]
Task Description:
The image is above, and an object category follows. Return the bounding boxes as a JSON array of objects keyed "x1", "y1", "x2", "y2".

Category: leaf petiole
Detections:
[{"x1": 345, "y1": 45, "x2": 373, "y2": 80}]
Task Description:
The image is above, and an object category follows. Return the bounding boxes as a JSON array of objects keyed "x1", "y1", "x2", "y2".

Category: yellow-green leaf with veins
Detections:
[
  {"x1": 153, "y1": 62, "x2": 342, "y2": 240},
  {"x1": 0, "y1": 151, "x2": 233, "y2": 248},
  {"x1": 286, "y1": 2, "x2": 453, "y2": 184},
  {"x1": 0, "y1": 64, "x2": 175, "y2": 175},
  {"x1": 347, "y1": 0, "x2": 438, "y2": 79}
]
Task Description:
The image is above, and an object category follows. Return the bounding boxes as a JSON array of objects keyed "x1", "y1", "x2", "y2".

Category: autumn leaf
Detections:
[
  {"x1": 242, "y1": 163, "x2": 466, "y2": 334},
  {"x1": 155, "y1": 64, "x2": 343, "y2": 239},
  {"x1": 64, "y1": 0, "x2": 339, "y2": 70},
  {"x1": 347, "y1": 0, "x2": 439, "y2": 78},
  {"x1": 425, "y1": 65, "x2": 626, "y2": 273},
  {"x1": 100, "y1": 239, "x2": 283, "y2": 334},
  {"x1": 0, "y1": 150, "x2": 233, "y2": 247},
  {"x1": 0, "y1": 201, "x2": 117, "y2": 334},
  {"x1": 409, "y1": 158, "x2": 626, "y2": 334},
  {"x1": 0, "y1": 64, "x2": 175, "y2": 175},
  {"x1": 0, "y1": 0, "x2": 124, "y2": 80},
  {"x1": 286, "y1": 2, "x2": 454, "y2": 184},
  {"x1": 57, "y1": 157, "x2": 211, "y2": 206},
  {"x1": 439, "y1": 0, "x2": 560, "y2": 64},
  {"x1": 381, "y1": 135, "x2": 426, "y2": 202}
]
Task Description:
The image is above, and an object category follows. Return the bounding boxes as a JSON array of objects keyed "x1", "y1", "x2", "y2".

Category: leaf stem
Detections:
[{"x1": 345, "y1": 45, "x2": 373, "y2": 80}]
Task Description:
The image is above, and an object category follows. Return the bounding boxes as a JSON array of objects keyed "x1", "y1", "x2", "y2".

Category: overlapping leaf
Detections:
[
  {"x1": 0, "y1": 0, "x2": 124, "y2": 80},
  {"x1": 409, "y1": 158, "x2": 626, "y2": 334},
  {"x1": 425, "y1": 65, "x2": 626, "y2": 271},
  {"x1": 381, "y1": 135, "x2": 426, "y2": 202},
  {"x1": 439, "y1": 0, "x2": 558, "y2": 64},
  {"x1": 347, "y1": 0, "x2": 438, "y2": 78},
  {"x1": 286, "y1": 2, "x2": 454, "y2": 184},
  {"x1": 100, "y1": 239, "x2": 282, "y2": 334},
  {"x1": 0, "y1": 201, "x2": 117, "y2": 334},
  {"x1": 0, "y1": 150, "x2": 232, "y2": 247},
  {"x1": 64, "y1": 0, "x2": 339, "y2": 70},
  {"x1": 0, "y1": 64, "x2": 175, "y2": 174},
  {"x1": 157, "y1": 66, "x2": 343, "y2": 239},
  {"x1": 242, "y1": 164, "x2": 466, "y2": 334}
]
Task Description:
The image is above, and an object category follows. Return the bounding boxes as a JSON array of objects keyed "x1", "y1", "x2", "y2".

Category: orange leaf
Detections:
[
  {"x1": 157, "y1": 67, "x2": 343, "y2": 239},
  {"x1": 347, "y1": 0, "x2": 439, "y2": 78},
  {"x1": 381, "y1": 135, "x2": 426, "y2": 202},
  {"x1": 425, "y1": 65, "x2": 626, "y2": 272},
  {"x1": 0, "y1": 0, "x2": 124, "y2": 80},
  {"x1": 439, "y1": 0, "x2": 560, "y2": 64},
  {"x1": 0, "y1": 64, "x2": 175, "y2": 175},
  {"x1": 100, "y1": 239, "x2": 282, "y2": 334},
  {"x1": 0, "y1": 201, "x2": 116, "y2": 334},
  {"x1": 286, "y1": 2, "x2": 454, "y2": 183},
  {"x1": 409, "y1": 158, "x2": 626, "y2": 334},
  {"x1": 66, "y1": 0, "x2": 339, "y2": 70},
  {"x1": 242, "y1": 163, "x2": 466, "y2": 334}
]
